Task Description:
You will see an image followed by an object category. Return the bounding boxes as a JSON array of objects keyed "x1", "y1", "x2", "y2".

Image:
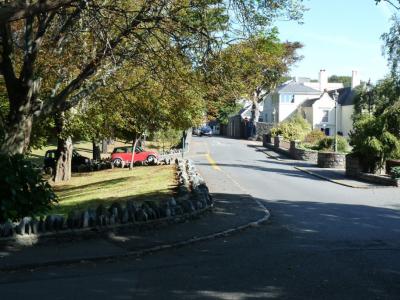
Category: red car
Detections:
[{"x1": 111, "y1": 146, "x2": 159, "y2": 167}]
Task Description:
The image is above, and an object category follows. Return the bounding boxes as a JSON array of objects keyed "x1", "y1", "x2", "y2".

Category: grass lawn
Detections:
[{"x1": 51, "y1": 165, "x2": 177, "y2": 216}]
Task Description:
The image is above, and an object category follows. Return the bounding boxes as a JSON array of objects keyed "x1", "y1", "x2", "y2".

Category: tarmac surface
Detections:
[{"x1": 0, "y1": 136, "x2": 399, "y2": 300}]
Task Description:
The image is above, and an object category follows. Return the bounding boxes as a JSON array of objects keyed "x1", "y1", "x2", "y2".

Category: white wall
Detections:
[
  {"x1": 341, "y1": 105, "x2": 354, "y2": 136},
  {"x1": 263, "y1": 93, "x2": 279, "y2": 123},
  {"x1": 278, "y1": 94, "x2": 317, "y2": 122},
  {"x1": 312, "y1": 93, "x2": 336, "y2": 135}
]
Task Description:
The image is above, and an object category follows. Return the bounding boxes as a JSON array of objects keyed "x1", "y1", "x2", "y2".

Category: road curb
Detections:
[
  {"x1": 294, "y1": 166, "x2": 369, "y2": 189},
  {"x1": 258, "y1": 148, "x2": 281, "y2": 161},
  {"x1": 0, "y1": 201, "x2": 271, "y2": 272}
]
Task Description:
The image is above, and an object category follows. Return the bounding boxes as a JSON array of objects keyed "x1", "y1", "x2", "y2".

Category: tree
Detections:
[
  {"x1": 348, "y1": 1, "x2": 400, "y2": 172},
  {"x1": 0, "y1": 1, "x2": 227, "y2": 155},
  {"x1": 204, "y1": 32, "x2": 302, "y2": 127},
  {"x1": 0, "y1": 0, "x2": 307, "y2": 155},
  {"x1": 350, "y1": 113, "x2": 400, "y2": 172},
  {"x1": 91, "y1": 45, "x2": 205, "y2": 168},
  {"x1": 328, "y1": 75, "x2": 352, "y2": 88}
]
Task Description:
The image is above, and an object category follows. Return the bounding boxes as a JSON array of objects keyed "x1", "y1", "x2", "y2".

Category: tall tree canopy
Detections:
[
  {"x1": 0, "y1": 0, "x2": 306, "y2": 156},
  {"x1": 204, "y1": 32, "x2": 302, "y2": 124}
]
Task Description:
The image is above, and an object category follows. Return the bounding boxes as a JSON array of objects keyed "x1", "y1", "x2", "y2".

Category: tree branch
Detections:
[{"x1": 0, "y1": 0, "x2": 77, "y2": 24}]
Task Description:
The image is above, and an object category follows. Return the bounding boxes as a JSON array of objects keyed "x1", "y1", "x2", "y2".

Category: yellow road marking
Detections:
[{"x1": 206, "y1": 153, "x2": 221, "y2": 171}]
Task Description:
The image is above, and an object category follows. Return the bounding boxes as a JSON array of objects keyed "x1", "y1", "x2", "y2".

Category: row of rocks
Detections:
[{"x1": 0, "y1": 160, "x2": 212, "y2": 238}]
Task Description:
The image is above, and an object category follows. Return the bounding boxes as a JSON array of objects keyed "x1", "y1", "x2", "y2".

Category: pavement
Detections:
[
  {"x1": 254, "y1": 143, "x2": 380, "y2": 189},
  {"x1": 0, "y1": 171, "x2": 268, "y2": 272},
  {"x1": 0, "y1": 136, "x2": 399, "y2": 300}
]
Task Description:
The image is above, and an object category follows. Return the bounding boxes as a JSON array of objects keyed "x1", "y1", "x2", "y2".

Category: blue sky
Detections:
[{"x1": 275, "y1": 0, "x2": 397, "y2": 82}]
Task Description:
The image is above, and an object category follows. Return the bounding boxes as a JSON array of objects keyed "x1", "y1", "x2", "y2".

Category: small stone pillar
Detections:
[
  {"x1": 290, "y1": 141, "x2": 298, "y2": 158},
  {"x1": 274, "y1": 136, "x2": 281, "y2": 148},
  {"x1": 263, "y1": 134, "x2": 271, "y2": 146},
  {"x1": 345, "y1": 154, "x2": 362, "y2": 177}
]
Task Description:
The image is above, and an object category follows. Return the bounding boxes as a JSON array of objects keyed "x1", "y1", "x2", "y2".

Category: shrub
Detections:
[
  {"x1": 316, "y1": 136, "x2": 349, "y2": 153},
  {"x1": 270, "y1": 114, "x2": 311, "y2": 141},
  {"x1": 0, "y1": 154, "x2": 58, "y2": 223},
  {"x1": 391, "y1": 166, "x2": 400, "y2": 179},
  {"x1": 304, "y1": 129, "x2": 326, "y2": 145},
  {"x1": 350, "y1": 114, "x2": 400, "y2": 172}
]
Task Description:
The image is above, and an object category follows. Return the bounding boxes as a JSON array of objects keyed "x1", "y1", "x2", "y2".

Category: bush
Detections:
[
  {"x1": 391, "y1": 166, "x2": 400, "y2": 179},
  {"x1": 270, "y1": 114, "x2": 311, "y2": 141},
  {"x1": 350, "y1": 114, "x2": 400, "y2": 172},
  {"x1": 0, "y1": 154, "x2": 57, "y2": 223},
  {"x1": 304, "y1": 129, "x2": 326, "y2": 145},
  {"x1": 316, "y1": 136, "x2": 349, "y2": 153}
]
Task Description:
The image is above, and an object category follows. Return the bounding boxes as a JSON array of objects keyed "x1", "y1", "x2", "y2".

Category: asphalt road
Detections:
[{"x1": 1, "y1": 136, "x2": 399, "y2": 300}]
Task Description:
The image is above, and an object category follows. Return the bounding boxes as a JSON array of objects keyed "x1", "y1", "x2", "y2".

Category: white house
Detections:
[
  {"x1": 301, "y1": 87, "x2": 357, "y2": 136},
  {"x1": 263, "y1": 70, "x2": 360, "y2": 136}
]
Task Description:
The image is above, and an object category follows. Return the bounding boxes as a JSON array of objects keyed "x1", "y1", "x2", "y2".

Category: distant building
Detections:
[{"x1": 262, "y1": 70, "x2": 360, "y2": 136}]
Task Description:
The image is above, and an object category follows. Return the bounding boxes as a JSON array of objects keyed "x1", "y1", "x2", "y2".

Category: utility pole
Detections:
[{"x1": 333, "y1": 90, "x2": 339, "y2": 152}]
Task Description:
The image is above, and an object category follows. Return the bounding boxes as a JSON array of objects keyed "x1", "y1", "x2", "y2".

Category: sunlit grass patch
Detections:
[{"x1": 51, "y1": 165, "x2": 177, "y2": 216}]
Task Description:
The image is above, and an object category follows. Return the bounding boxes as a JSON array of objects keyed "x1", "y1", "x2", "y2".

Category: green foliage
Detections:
[
  {"x1": 350, "y1": 114, "x2": 400, "y2": 172},
  {"x1": 303, "y1": 129, "x2": 326, "y2": 145},
  {"x1": 270, "y1": 114, "x2": 311, "y2": 141},
  {"x1": 391, "y1": 166, "x2": 400, "y2": 179},
  {"x1": 204, "y1": 32, "x2": 303, "y2": 123},
  {"x1": 0, "y1": 154, "x2": 57, "y2": 222},
  {"x1": 315, "y1": 136, "x2": 349, "y2": 153},
  {"x1": 328, "y1": 75, "x2": 352, "y2": 88},
  {"x1": 151, "y1": 129, "x2": 183, "y2": 150}
]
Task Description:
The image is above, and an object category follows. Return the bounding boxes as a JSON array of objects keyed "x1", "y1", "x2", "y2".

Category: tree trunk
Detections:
[
  {"x1": 54, "y1": 136, "x2": 73, "y2": 182},
  {"x1": 101, "y1": 139, "x2": 108, "y2": 154},
  {"x1": 92, "y1": 139, "x2": 101, "y2": 161},
  {"x1": 129, "y1": 136, "x2": 141, "y2": 170},
  {"x1": 249, "y1": 88, "x2": 262, "y2": 139},
  {"x1": 53, "y1": 113, "x2": 72, "y2": 182},
  {"x1": 0, "y1": 113, "x2": 33, "y2": 155}
]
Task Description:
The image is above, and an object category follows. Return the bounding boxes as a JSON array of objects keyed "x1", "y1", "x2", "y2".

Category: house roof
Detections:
[
  {"x1": 301, "y1": 98, "x2": 319, "y2": 107},
  {"x1": 277, "y1": 81, "x2": 321, "y2": 94},
  {"x1": 301, "y1": 87, "x2": 356, "y2": 108},
  {"x1": 328, "y1": 87, "x2": 355, "y2": 106}
]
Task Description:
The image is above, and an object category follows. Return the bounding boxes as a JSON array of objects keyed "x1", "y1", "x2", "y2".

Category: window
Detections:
[
  {"x1": 280, "y1": 94, "x2": 294, "y2": 104},
  {"x1": 322, "y1": 110, "x2": 329, "y2": 123}
]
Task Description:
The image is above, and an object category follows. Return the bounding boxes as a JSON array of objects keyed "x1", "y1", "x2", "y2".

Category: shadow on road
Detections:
[
  {"x1": 196, "y1": 161, "x2": 322, "y2": 181},
  {"x1": 1, "y1": 195, "x2": 400, "y2": 300}
]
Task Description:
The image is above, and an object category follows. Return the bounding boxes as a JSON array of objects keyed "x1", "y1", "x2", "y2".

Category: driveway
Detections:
[{"x1": 0, "y1": 136, "x2": 399, "y2": 300}]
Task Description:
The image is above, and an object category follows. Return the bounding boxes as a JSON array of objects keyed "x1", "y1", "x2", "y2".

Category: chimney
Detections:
[
  {"x1": 351, "y1": 70, "x2": 360, "y2": 89},
  {"x1": 319, "y1": 69, "x2": 328, "y2": 91}
]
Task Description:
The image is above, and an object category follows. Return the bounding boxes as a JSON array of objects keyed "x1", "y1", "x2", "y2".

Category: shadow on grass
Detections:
[
  {"x1": 54, "y1": 177, "x2": 131, "y2": 193},
  {"x1": 52, "y1": 190, "x2": 173, "y2": 216}
]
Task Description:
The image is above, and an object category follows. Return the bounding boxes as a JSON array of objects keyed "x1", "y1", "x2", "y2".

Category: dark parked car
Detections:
[
  {"x1": 200, "y1": 126, "x2": 212, "y2": 137},
  {"x1": 44, "y1": 149, "x2": 91, "y2": 174}
]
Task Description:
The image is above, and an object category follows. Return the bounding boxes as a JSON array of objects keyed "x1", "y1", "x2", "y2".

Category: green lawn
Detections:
[{"x1": 51, "y1": 165, "x2": 177, "y2": 216}]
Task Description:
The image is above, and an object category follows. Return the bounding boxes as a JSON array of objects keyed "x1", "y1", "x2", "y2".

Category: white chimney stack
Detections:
[
  {"x1": 319, "y1": 69, "x2": 328, "y2": 91},
  {"x1": 351, "y1": 70, "x2": 361, "y2": 89}
]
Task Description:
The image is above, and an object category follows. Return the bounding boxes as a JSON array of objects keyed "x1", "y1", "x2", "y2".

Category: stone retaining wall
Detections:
[
  {"x1": 345, "y1": 155, "x2": 362, "y2": 177},
  {"x1": 292, "y1": 148, "x2": 318, "y2": 162},
  {"x1": 0, "y1": 160, "x2": 213, "y2": 239},
  {"x1": 357, "y1": 172, "x2": 400, "y2": 187},
  {"x1": 263, "y1": 134, "x2": 272, "y2": 146},
  {"x1": 255, "y1": 122, "x2": 274, "y2": 141},
  {"x1": 345, "y1": 154, "x2": 399, "y2": 186},
  {"x1": 317, "y1": 152, "x2": 346, "y2": 168}
]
